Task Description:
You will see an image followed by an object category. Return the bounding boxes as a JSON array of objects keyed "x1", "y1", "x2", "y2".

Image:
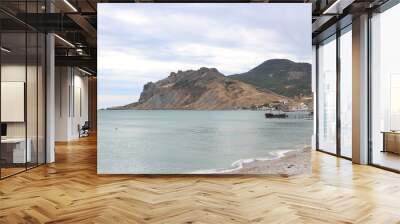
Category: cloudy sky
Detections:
[{"x1": 98, "y1": 4, "x2": 311, "y2": 108}]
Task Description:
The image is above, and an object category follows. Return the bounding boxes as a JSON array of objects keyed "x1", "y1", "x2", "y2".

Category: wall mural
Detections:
[{"x1": 98, "y1": 3, "x2": 313, "y2": 175}]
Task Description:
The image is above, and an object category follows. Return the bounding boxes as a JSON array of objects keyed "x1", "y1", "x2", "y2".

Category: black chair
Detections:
[{"x1": 79, "y1": 121, "x2": 90, "y2": 138}]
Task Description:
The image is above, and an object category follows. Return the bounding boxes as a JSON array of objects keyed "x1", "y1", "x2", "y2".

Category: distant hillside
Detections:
[
  {"x1": 230, "y1": 59, "x2": 311, "y2": 97},
  {"x1": 110, "y1": 67, "x2": 288, "y2": 110}
]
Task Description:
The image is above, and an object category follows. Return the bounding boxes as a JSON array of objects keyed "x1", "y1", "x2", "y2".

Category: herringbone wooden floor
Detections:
[{"x1": 1, "y1": 135, "x2": 400, "y2": 224}]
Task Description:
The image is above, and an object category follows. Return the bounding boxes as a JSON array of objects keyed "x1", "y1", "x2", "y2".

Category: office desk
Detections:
[{"x1": 1, "y1": 138, "x2": 31, "y2": 163}]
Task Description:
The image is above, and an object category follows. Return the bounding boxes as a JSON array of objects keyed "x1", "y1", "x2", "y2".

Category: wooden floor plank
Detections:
[{"x1": 1, "y1": 135, "x2": 400, "y2": 223}]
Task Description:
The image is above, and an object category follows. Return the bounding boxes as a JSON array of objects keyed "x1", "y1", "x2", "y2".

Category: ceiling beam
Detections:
[
  {"x1": 323, "y1": 0, "x2": 356, "y2": 14},
  {"x1": 13, "y1": 13, "x2": 82, "y2": 32},
  {"x1": 55, "y1": 55, "x2": 96, "y2": 73},
  {"x1": 67, "y1": 13, "x2": 97, "y2": 46}
]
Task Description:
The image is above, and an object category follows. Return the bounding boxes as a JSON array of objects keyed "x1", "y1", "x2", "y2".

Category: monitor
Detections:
[{"x1": 1, "y1": 123, "x2": 7, "y2": 137}]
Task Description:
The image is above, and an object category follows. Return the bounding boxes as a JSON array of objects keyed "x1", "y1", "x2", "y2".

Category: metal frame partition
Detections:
[
  {"x1": 336, "y1": 28, "x2": 341, "y2": 158},
  {"x1": 338, "y1": 24, "x2": 353, "y2": 160},
  {"x1": 367, "y1": 0, "x2": 400, "y2": 173},
  {"x1": 367, "y1": 10, "x2": 373, "y2": 167},
  {"x1": 0, "y1": 0, "x2": 47, "y2": 180},
  {"x1": 315, "y1": 20, "x2": 353, "y2": 161},
  {"x1": 315, "y1": 0, "x2": 400, "y2": 173}
]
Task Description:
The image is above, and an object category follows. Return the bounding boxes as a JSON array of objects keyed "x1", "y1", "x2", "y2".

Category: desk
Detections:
[
  {"x1": 1, "y1": 138, "x2": 31, "y2": 163},
  {"x1": 382, "y1": 131, "x2": 400, "y2": 154}
]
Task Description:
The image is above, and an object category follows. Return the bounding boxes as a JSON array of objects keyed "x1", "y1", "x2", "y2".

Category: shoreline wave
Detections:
[
  {"x1": 215, "y1": 150, "x2": 290, "y2": 174},
  {"x1": 190, "y1": 146, "x2": 309, "y2": 174}
]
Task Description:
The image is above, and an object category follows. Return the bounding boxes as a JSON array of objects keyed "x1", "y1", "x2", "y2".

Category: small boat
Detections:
[{"x1": 265, "y1": 113, "x2": 288, "y2": 118}]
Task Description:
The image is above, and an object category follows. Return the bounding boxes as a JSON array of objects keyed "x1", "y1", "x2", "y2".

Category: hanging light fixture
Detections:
[
  {"x1": 1, "y1": 47, "x2": 11, "y2": 53},
  {"x1": 63, "y1": 0, "x2": 78, "y2": 12}
]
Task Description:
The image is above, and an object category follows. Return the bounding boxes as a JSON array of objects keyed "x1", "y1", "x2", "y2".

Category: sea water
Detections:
[{"x1": 98, "y1": 110, "x2": 313, "y2": 174}]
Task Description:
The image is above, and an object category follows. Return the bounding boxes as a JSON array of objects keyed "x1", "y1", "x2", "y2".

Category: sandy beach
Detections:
[{"x1": 217, "y1": 147, "x2": 311, "y2": 176}]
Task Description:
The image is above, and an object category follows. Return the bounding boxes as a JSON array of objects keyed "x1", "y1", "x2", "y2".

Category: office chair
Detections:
[{"x1": 79, "y1": 121, "x2": 90, "y2": 138}]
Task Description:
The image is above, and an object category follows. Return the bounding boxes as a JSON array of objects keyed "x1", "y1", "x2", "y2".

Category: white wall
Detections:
[
  {"x1": 55, "y1": 66, "x2": 70, "y2": 141},
  {"x1": 71, "y1": 73, "x2": 89, "y2": 138},
  {"x1": 1, "y1": 65, "x2": 26, "y2": 133},
  {"x1": 1, "y1": 63, "x2": 47, "y2": 164},
  {"x1": 55, "y1": 67, "x2": 89, "y2": 141},
  {"x1": 1, "y1": 65, "x2": 27, "y2": 144},
  {"x1": 1, "y1": 65, "x2": 40, "y2": 138}
]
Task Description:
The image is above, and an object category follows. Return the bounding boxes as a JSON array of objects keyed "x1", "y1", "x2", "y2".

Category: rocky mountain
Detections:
[
  {"x1": 111, "y1": 67, "x2": 288, "y2": 110},
  {"x1": 230, "y1": 59, "x2": 311, "y2": 97}
]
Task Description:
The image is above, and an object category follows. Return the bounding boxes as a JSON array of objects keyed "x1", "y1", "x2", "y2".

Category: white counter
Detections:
[{"x1": 1, "y1": 138, "x2": 32, "y2": 163}]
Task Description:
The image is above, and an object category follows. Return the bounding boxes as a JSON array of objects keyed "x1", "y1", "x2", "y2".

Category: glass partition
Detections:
[
  {"x1": 27, "y1": 30, "x2": 38, "y2": 169},
  {"x1": 370, "y1": 4, "x2": 400, "y2": 171},
  {"x1": 0, "y1": 2, "x2": 46, "y2": 179},
  {"x1": 339, "y1": 27, "x2": 352, "y2": 158},
  {"x1": 0, "y1": 31, "x2": 28, "y2": 177},
  {"x1": 317, "y1": 36, "x2": 337, "y2": 154}
]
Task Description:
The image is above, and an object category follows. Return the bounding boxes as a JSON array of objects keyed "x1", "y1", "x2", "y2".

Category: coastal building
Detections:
[
  {"x1": 1, "y1": 0, "x2": 400, "y2": 223},
  {"x1": 290, "y1": 103, "x2": 309, "y2": 111}
]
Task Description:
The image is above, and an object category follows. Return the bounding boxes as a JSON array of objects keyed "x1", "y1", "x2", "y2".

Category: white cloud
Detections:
[
  {"x1": 98, "y1": 4, "x2": 311, "y2": 108},
  {"x1": 98, "y1": 49, "x2": 204, "y2": 81}
]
